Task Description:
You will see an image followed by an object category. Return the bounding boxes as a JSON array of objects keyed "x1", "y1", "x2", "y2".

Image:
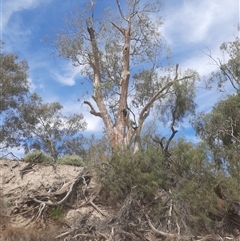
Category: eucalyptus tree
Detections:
[
  {"x1": 0, "y1": 46, "x2": 29, "y2": 150},
  {"x1": 193, "y1": 34, "x2": 240, "y2": 177},
  {"x1": 193, "y1": 95, "x2": 240, "y2": 186},
  {"x1": 18, "y1": 94, "x2": 87, "y2": 160},
  {"x1": 208, "y1": 28, "x2": 240, "y2": 92},
  {"x1": 55, "y1": 0, "x2": 198, "y2": 152}
]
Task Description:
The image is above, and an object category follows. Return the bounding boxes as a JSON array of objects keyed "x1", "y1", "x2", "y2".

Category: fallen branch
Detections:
[
  {"x1": 55, "y1": 229, "x2": 74, "y2": 239},
  {"x1": 145, "y1": 214, "x2": 176, "y2": 238},
  {"x1": 20, "y1": 152, "x2": 42, "y2": 179},
  {"x1": 73, "y1": 233, "x2": 98, "y2": 240},
  {"x1": 4, "y1": 174, "x2": 16, "y2": 184},
  {"x1": 89, "y1": 198, "x2": 106, "y2": 217}
]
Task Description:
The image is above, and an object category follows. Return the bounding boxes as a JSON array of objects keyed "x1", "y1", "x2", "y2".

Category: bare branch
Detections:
[
  {"x1": 84, "y1": 100, "x2": 102, "y2": 117},
  {"x1": 221, "y1": 65, "x2": 239, "y2": 91},
  {"x1": 115, "y1": 0, "x2": 128, "y2": 22},
  {"x1": 111, "y1": 22, "x2": 126, "y2": 36},
  {"x1": 204, "y1": 49, "x2": 239, "y2": 91},
  {"x1": 165, "y1": 109, "x2": 178, "y2": 153}
]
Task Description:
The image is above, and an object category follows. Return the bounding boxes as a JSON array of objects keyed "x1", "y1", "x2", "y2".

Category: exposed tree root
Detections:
[{"x1": 3, "y1": 161, "x2": 240, "y2": 241}]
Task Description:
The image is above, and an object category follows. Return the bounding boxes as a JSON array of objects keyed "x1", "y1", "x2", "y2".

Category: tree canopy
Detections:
[
  {"x1": 55, "y1": 0, "x2": 199, "y2": 152},
  {"x1": 0, "y1": 46, "x2": 30, "y2": 149},
  {"x1": 0, "y1": 47, "x2": 86, "y2": 159}
]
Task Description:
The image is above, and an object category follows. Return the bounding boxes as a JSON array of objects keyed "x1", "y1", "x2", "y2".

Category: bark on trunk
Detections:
[
  {"x1": 85, "y1": 17, "x2": 192, "y2": 153},
  {"x1": 85, "y1": 21, "x2": 134, "y2": 151}
]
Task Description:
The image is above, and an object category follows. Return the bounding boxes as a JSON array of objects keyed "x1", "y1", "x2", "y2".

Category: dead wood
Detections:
[
  {"x1": 145, "y1": 214, "x2": 176, "y2": 239},
  {"x1": 20, "y1": 152, "x2": 42, "y2": 179},
  {"x1": 214, "y1": 184, "x2": 240, "y2": 229},
  {"x1": 29, "y1": 171, "x2": 92, "y2": 206},
  {"x1": 89, "y1": 198, "x2": 106, "y2": 217},
  {"x1": 2, "y1": 159, "x2": 240, "y2": 241}
]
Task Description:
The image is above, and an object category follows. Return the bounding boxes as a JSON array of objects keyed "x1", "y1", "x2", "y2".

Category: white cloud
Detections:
[
  {"x1": 160, "y1": 0, "x2": 239, "y2": 78},
  {"x1": 28, "y1": 77, "x2": 37, "y2": 92},
  {"x1": 62, "y1": 99, "x2": 104, "y2": 132},
  {"x1": 180, "y1": 47, "x2": 221, "y2": 76},
  {"x1": 2, "y1": 0, "x2": 53, "y2": 32},
  {"x1": 1, "y1": 146, "x2": 25, "y2": 159},
  {"x1": 52, "y1": 63, "x2": 80, "y2": 86},
  {"x1": 162, "y1": 0, "x2": 238, "y2": 47}
]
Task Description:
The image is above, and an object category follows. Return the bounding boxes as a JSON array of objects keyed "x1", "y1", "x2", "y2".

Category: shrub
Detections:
[
  {"x1": 23, "y1": 150, "x2": 53, "y2": 164},
  {"x1": 58, "y1": 154, "x2": 84, "y2": 166},
  {"x1": 100, "y1": 148, "x2": 168, "y2": 204}
]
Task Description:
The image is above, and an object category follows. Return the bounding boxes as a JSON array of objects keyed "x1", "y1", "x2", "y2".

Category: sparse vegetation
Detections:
[
  {"x1": 23, "y1": 150, "x2": 53, "y2": 164},
  {"x1": 1, "y1": 0, "x2": 240, "y2": 239},
  {"x1": 58, "y1": 154, "x2": 84, "y2": 167},
  {"x1": 49, "y1": 205, "x2": 64, "y2": 219}
]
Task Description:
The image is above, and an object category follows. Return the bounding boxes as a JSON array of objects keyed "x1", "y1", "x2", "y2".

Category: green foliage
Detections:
[
  {"x1": 100, "y1": 148, "x2": 167, "y2": 203},
  {"x1": 166, "y1": 139, "x2": 223, "y2": 234},
  {"x1": 83, "y1": 135, "x2": 112, "y2": 167},
  {"x1": 19, "y1": 95, "x2": 87, "y2": 160},
  {"x1": 0, "y1": 48, "x2": 30, "y2": 149},
  {"x1": 49, "y1": 206, "x2": 64, "y2": 219},
  {"x1": 209, "y1": 28, "x2": 240, "y2": 92},
  {"x1": 97, "y1": 138, "x2": 237, "y2": 235},
  {"x1": 0, "y1": 50, "x2": 29, "y2": 113},
  {"x1": 58, "y1": 154, "x2": 84, "y2": 167},
  {"x1": 24, "y1": 150, "x2": 53, "y2": 164},
  {"x1": 54, "y1": 0, "x2": 198, "y2": 152},
  {"x1": 193, "y1": 93, "x2": 240, "y2": 178}
]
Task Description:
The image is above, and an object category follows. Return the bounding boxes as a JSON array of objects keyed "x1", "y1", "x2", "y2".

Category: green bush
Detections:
[
  {"x1": 58, "y1": 154, "x2": 84, "y2": 167},
  {"x1": 100, "y1": 148, "x2": 168, "y2": 204},
  {"x1": 24, "y1": 150, "x2": 53, "y2": 164}
]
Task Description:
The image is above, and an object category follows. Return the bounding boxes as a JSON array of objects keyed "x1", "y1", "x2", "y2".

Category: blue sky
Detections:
[{"x1": 1, "y1": 0, "x2": 239, "y2": 156}]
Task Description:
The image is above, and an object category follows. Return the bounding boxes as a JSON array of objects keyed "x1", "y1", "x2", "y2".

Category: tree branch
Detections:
[
  {"x1": 111, "y1": 22, "x2": 126, "y2": 36},
  {"x1": 205, "y1": 50, "x2": 239, "y2": 91},
  {"x1": 84, "y1": 101, "x2": 102, "y2": 117},
  {"x1": 139, "y1": 64, "x2": 193, "y2": 122},
  {"x1": 115, "y1": 0, "x2": 128, "y2": 22},
  {"x1": 221, "y1": 65, "x2": 239, "y2": 91},
  {"x1": 165, "y1": 109, "x2": 178, "y2": 153},
  {"x1": 87, "y1": 26, "x2": 114, "y2": 132}
]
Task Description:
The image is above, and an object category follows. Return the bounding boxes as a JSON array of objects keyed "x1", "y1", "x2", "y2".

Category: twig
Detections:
[
  {"x1": 176, "y1": 220, "x2": 180, "y2": 235},
  {"x1": 20, "y1": 152, "x2": 42, "y2": 179},
  {"x1": 4, "y1": 174, "x2": 16, "y2": 184},
  {"x1": 1, "y1": 151, "x2": 21, "y2": 160},
  {"x1": 167, "y1": 191, "x2": 173, "y2": 231},
  {"x1": 55, "y1": 229, "x2": 74, "y2": 239}
]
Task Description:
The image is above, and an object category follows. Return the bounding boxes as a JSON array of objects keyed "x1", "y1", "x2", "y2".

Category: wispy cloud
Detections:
[
  {"x1": 2, "y1": 0, "x2": 53, "y2": 32},
  {"x1": 62, "y1": 99, "x2": 104, "y2": 132},
  {"x1": 52, "y1": 63, "x2": 80, "y2": 86},
  {"x1": 162, "y1": 0, "x2": 238, "y2": 48},
  {"x1": 161, "y1": 0, "x2": 238, "y2": 80}
]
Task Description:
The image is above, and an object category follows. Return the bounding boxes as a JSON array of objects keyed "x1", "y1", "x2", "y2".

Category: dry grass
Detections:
[
  {"x1": 0, "y1": 193, "x2": 58, "y2": 241},
  {"x1": 1, "y1": 225, "x2": 59, "y2": 241}
]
